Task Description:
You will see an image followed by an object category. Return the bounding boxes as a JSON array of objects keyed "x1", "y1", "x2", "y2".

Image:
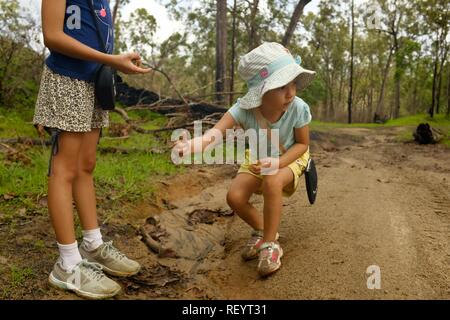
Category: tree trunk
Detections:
[
  {"x1": 282, "y1": 0, "x2": 311, "y2": 47},
  {"x1": 376, "y1": 46, "x2": 393, "y2": 116},
  {"x1": 216, "y1": 0, "x2": 228, "y2": 104},
  {"x1": 430, "y1": 39, "x2": 440, "y2": 118},
  {"x1": 112, "y1": 0, "x2": 121, "y2": 25},
  {"x1": 230, "y1": 0, "x2": 237, "y2": 106},
  {"x1": 347, "y1": 0, "x2": 355, "y2": 124},
  {"x1": 249, "y1": 0, "x2": 260, "y2": 50},
  {"x1": 447, "y1": 62, "x2": 450, "y2": 116},
  {"x1": 436, "y1": 46, "x2": 448, "y2": 114},
  {"x1": 392, "y1": 26, "x2": 402, "y2": 118}
]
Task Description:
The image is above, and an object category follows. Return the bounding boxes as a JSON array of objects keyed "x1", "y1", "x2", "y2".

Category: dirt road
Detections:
[
  {"x1": 1, "y1": 126, "x2": 448, "y2": 299},
  {"x1": 139, "y1": 126, "x2": 449, "y2": 299}
]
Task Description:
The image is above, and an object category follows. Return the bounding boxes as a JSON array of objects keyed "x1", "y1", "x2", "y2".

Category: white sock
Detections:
[
  {"x1": 82, "y1": 228, "x2": 104, "y2": 252},
  {"x1": 57, "y1": 241, "x2": 82, "y2": 272}
]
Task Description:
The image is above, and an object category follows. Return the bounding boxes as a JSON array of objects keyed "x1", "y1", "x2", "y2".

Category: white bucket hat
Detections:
[{"x1": 237, "y1": 42, "x2": 316, "y2": 110}]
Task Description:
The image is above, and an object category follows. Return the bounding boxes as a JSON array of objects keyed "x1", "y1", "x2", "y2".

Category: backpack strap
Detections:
[
  {"x1": 87, "y1": 0, "x2": 108, "y2": 53},
  {"x1": 47, "y1": 128, "x2": 62, "y2": 177}
]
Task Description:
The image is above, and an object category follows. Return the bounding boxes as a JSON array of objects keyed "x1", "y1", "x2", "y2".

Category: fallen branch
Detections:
[{"x1": 139, "y1": 226, "x2": 161, "y2": 255}]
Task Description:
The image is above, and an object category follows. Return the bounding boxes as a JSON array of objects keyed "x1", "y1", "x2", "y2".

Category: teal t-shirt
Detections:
[{"x1": 227, "y1": 96, "x2": 312, "y2": 158}]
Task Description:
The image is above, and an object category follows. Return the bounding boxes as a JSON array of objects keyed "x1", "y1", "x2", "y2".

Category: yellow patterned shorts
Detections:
[{"x1": 238, "y1": 148, "x2": 310, "y2": 197}]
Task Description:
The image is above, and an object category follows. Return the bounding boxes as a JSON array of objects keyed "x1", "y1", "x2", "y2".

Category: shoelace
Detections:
[
  {"x1": 77, "y1": 259, "x2": 105, "y2": 281},
  {"x1": 100, "y1": 241, "x2": 126, "y2": 261}
]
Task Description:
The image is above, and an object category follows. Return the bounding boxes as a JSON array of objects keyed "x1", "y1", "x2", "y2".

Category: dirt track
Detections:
[
  {"x1": 1, "y1": 126, "x2": 448, "y2": 299},
  {"x1": 135, "y1": 126, "x2": 450, "y2": 299}
]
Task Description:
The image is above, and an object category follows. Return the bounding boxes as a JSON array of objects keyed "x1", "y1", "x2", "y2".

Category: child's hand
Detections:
[
  {"x1": 249, "y1": 160, "x2": 262, "y2": 174},
  {"x1": 173, "y1": 138, "x2": 192, "y2": 158},
  {"x1": 250, "y1": 157, "x2": 280, "y2": 175},
  {"x1": 110, "y1": 52, "x2": 152, "y2": 74}
]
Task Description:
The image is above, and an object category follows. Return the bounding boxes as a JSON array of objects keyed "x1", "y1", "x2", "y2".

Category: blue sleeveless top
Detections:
[{"x1": 45, "y1": 0, "x2": 114, "y2": 82}]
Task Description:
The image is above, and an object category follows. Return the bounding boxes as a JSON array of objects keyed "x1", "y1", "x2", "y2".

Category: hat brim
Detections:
[{"x1": 238, "y1": 64, "x2": 316, "y2": 110}]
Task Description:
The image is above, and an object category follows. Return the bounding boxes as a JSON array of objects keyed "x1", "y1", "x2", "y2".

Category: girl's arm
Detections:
[
  {"x1": 189, "y1": 112, "x2": 238, "y2": 153},
  {"x1": 278, "y1": 125, "x2": 310, "y2": 168},
  {"x1": 175, "y1": 112, "x2": 238, "y2": 156},
  {"x1": 42, "y1": 0, "x2": 151, "y2": 74}
]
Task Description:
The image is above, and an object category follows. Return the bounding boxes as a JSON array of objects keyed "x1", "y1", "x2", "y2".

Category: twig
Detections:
[{"x1": 142, "y1": 62, "x2": 189, "y2": 107}]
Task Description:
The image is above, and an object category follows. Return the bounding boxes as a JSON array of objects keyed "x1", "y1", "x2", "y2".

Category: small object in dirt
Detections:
[
  {"x1": 3, "y1": 193, "x2": 16, "y2": 200},
  {"x1": 187, "y1": 208, "x2": 234, "y2": 225},
  {"x1": 38, "y1": 196, "x2": 48, "y2": 207},
  {"x1": 162, "y1": 198, "x2": 177, "y2": 210},
  {"x1": 413, "y1": 123, "x2": 443, "y2": 144},
  {"x1": 0, "y1": 255, "x2": 8, "y2": 265},
  {"x1": 108, "y1": 123, "x2": 132, "y2": 137},
  {"x1": 18, "y1": 208, "x2": 27, "y2": 216},
  {"x1": 146, "y1": 215, "x2": 160, "y2": 226}
]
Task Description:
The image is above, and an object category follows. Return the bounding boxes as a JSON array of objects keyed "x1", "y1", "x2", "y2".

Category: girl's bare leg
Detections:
[
  {"x1": 48, "y1": 132, "x2": 84, "y2": 244},
  {"x1": 261, "y1": 168, "x2": 295, "y2": 242},
  {"x1": 72, "y1": 129, "x2": 101, "y2": 231},
  {"x1": 227, "y1": 173, "x2": 263, "y2": 230}
]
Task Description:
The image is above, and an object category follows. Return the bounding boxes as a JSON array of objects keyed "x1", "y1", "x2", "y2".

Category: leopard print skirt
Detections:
[{"x1": 33, "y1": 65, "x2": 109, "y2": 132}]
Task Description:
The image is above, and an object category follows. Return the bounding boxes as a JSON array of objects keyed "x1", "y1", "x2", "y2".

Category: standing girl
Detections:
[{"x1": 34, "y1": 0, "x2": 151, "y2": 299}]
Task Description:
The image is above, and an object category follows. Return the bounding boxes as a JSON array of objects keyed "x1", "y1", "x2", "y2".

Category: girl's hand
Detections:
[
  {"x1": 251, "y1": 157, "x2": 280, "y2": 175},
  {"x1": 249, "y1": 160, "x2": 262, "y2": 174},
  {"x1": 110, "y1": 52, "x2": 152, "y2": 74},
  {"x1": 173, "y1": 139, "x2": 192, "y2": 158}
]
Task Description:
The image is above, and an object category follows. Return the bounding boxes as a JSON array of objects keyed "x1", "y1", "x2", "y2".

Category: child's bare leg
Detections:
[
  {"x1": 48, "y1": 132, "x2": 84, "y2": 244},
  {"x1": 261, "y1": 167, "x2": 295, "y2": 242},
  {"x1": 226, "y1": 173, "x2": 263, "y2": 230},
  {"x1": 72, "y1": 129, "x2": 101, "y2": 230}
]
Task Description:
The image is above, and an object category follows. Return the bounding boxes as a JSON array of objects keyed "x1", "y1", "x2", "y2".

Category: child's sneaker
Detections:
[
  {"x1": 48, "y1": 259, "x2": 121, "y2": 299},
  {"x1": 257, "y1": 241, "x2": 283, "y2": 277},
  {"x1": 241, "y1": 230, "x2": 279, "y2": 261},
  {"x1": 79, "y1": 241, "x2": 141, "y2": 277}
]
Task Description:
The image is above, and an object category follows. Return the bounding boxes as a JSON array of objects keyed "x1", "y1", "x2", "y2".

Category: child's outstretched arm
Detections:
[
  {"x1": 42, "y1": 0, "x2": 151, "y2": 75},
  {"x1": 174, "y1": 112, "x2": 237, "y2": 158}
]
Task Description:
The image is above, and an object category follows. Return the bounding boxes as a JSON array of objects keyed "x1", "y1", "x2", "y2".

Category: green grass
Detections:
[
  {"x1": 10, "y1": 265, "x2": 34, "y2": 287},
  {"x1": 311, "y1": 114, "x2": 450, "y2": 146},
  {"x1": 0, "y1": 109, "x2": 37, "y2": 138},
  {"x1": 0, "y1": 108, "x2": 182, "y2": 221}
]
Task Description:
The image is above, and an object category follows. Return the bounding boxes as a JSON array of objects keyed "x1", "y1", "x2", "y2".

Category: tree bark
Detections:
[
  {"x1": 230, "y1": 0, "x2": 237, "y2": 105},
  {"x1": 282, "y1": 0, "x2": 311, "y2": 47},
  {"x1": 447, "y1": 62, "x2": 450, "y2": 116},
  {"x1": 430, "y1": 37, "x2": 439, "y2": 118},
  {"x1": 112, "y1": 0, "x2": 121, "y2": 25},
  {"x1": 249, "y1": 0, "x2": 260, "y2": 50},
  {"x1": 436, "y1": 45, "x2": 448, "y2": 114},
  {"x1": 216, "y1": 0, "x2": 228, "y2": 104},
  {"x1": 376, "y1": 46, "x2": 393, "y2": 116},
  {"x1": 347, "y1": 0, "x2": 355, "y2": 124}
]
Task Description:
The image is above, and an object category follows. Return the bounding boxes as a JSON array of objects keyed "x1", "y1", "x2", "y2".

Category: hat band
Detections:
[{"x1": 247, "y1": 55, "x2": 302, "y2": 88}]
